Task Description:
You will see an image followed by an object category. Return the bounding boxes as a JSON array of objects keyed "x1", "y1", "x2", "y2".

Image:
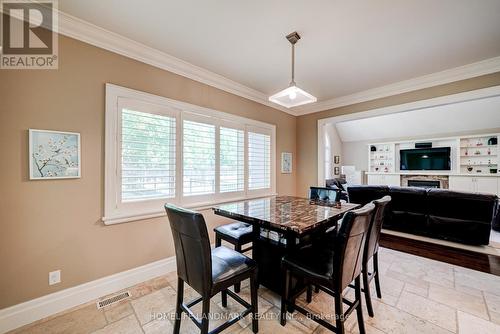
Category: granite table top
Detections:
[{"x1": 213, "y1": 196, "x2": 360, "y2": 235}]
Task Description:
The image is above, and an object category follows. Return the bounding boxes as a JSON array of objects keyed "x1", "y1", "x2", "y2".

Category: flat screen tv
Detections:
[{"x1": 400, "y1": 147, "x2": 451, "y2": 171}]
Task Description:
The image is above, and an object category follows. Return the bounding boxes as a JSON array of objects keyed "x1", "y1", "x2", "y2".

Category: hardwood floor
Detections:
[{"x1": 380, "y1": 232, "x2": 500, "y2": 276}]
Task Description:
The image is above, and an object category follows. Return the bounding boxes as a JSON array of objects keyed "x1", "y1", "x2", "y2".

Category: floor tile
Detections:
[
  {"x1": 103, "y1": 301, "x2": 134, "y2": 323},
  {"x1": 131, "y1": 290, "x2": 175, "y2": 326},
  {"x1": 238, "y1": 307, "x2": 310, "y2": 334},
  {"x1": 91, "y1": 314, "x2": 142, "y2": 334},
  {"x1": 402, "y1": 281, "x2": 429, "y2": 298},
  {"x1": 12, "y1": 304, "x2": 107, "y2": 334},
  {"x1": 484, "y1": 292, "x2": 500, "y2": 314},
  {"x1": 396, "y1": 291, "x2": 457, "y2": 332},
  {"x1": 428, "y1": 284, "x2": 488, "y2": 319},
  {"x1": 454, "y1": 267, "x2": 500, "y2": 297},
  {"x1": 365, "y1": 300, "x2": 454, "y2": 334},
  {"x1": 457, "y1": 310, "x2": 500, "y2": 334},
  {"x1": 142, "y1": 318, "x2": 175, "y2": 334}
]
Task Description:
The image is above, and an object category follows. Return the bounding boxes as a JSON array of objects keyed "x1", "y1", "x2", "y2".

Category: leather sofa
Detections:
[{"x1": 347, "y1": 185, "x2": 497, "y2": 245}]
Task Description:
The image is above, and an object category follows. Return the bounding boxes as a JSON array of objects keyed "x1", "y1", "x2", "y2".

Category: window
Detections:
[
  {"x1": 248, "y1": 131, "x2": 271, "y2": 190},
  {"x1": 220, "y1": 126, "x2": 244, "y2": 193},
  {"x1": 121, "y1": 109, "x2": 176, "y2": 201},
  {"x1": 183, "y1": 119, "x2": 216, "y2": 196},
  {"x1": 105, "y1": 84, "x2": 276, "y2": 225}
]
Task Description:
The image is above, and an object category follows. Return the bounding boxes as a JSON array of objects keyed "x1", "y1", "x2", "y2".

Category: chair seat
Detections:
[
  {"x1": 212, "y1": 246, "x2": 256, "y2": 285},
  {"x1": 282, "y1": 240, "x2": 336, "y2": 283},
  {"x1": 214, "y1": 222, "x2": 253, "y2": 243}
]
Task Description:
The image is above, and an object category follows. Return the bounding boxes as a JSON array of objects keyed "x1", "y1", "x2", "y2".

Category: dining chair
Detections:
[
  {"x1": 360, "y1": 196, "x2": 391, "y2": 317},
  {"x1": 165, "y1": 204, "x2": 259, "y2": 334},
  {"x1": 214, "y1": 221, "x2": 253, "y2": 292},
  {"x1": 280, "y1": 202, "x2": 376, "y2": 334}
]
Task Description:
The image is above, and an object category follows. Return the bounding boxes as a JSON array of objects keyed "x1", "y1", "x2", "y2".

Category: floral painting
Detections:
[
  {"x1": 29, "y1": 129, "x2": 81, "y2": 179},
  {"x1": 281, "y1": 152, "x2": 292, "y2": 173}
]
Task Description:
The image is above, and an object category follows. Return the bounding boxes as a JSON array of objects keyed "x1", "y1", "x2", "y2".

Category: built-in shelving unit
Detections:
[
  {"x1": 368, "y1": 143, "x2": 395, "y2": 173},
  {"x1": 459, "y1": 134, "x2": 498, "y2": 175}
]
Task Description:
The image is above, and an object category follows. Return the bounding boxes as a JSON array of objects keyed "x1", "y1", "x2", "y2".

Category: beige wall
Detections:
[
  {"x1": 2, "y1": 32, "x2": 500, "y2": 311},
  {"x1": 0, "y1": 35, "x2": 297, "y2": 309},
  {"x1": 296, "y1": 72, "x2": 500, "y2": 197}
]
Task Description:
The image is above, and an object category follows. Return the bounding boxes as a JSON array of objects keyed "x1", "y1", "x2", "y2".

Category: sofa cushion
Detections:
[
  {"x1": 426, "y1": 189, "x2": 495, "y2": 245},
  {"x1": 427, "y1": 215, "x2": 492, "y2": 245},
  {"x1": 388, "y1": 186, "x2": 428, "y2": 214},
  {"x1": 426, "y1": 189, "x2": 496, "y2": 223},
  {"x1": 347, "y1": 185, "x2": 389, "y2": 206}
]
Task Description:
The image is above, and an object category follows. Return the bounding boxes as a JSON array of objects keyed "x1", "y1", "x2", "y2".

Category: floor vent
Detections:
[{"x1": 96, "y1": 291, "x2": 131, "y2": 309}]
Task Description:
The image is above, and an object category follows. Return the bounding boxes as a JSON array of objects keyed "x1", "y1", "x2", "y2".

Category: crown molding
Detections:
[
  {"x1": 54, "y1": 10, "x2": 500, "y2": 118},
  {"x1": 55, "y1": 10, "x2": 295, "y2": 115},
  {"x1": 293, "y1": 56, "x2": 500, "y2": 116}
]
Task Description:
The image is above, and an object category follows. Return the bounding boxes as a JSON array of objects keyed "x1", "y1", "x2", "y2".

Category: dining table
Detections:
[{"x1": 213, "y1": 195, "x2": 360, "y2": 293}]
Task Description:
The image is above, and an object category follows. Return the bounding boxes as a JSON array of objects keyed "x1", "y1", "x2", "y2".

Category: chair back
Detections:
[
  {"x1": 309, "y1": 186, "x2": 339, "y2": 203},
  {"x1": 364, "y1": 196, "x2": 391, "y2": 263},
  {"x1": 334, "y1": 202, "x2": 375, "y2": 291},
  {"x1": 165, "y1": 204, "x2": 212, "y2": 295}
]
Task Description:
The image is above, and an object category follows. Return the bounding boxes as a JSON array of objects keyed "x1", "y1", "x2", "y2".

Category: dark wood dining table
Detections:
[{"x1": 213, "y1": 196, "x2": 360, "y2": 293}]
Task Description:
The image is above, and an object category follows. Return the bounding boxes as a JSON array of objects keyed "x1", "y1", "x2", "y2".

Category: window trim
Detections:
[{"x1": 104, "y1": 84, "x2": 276, "y2": 225}]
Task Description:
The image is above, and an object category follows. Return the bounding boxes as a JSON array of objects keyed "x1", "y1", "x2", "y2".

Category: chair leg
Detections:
[
  {"x1": 355, "y1": 276, "x2": 366, "y2": 334},
  {"x1": 201, "y1": 297, "x2": 210, "y2": 334},
  {"x1": 314, "y1": 285, "x2": 320, "y2": 293},
  {"x1": 234, "y1": 244, "x2": 242, "y2": 293},
  {"x1": 280, "y1": 268, "x2": 290, "y2": 326},
  {"x1": 221, "y1": 289, "x2": 227, "y2": 308},
  {"x1": 215, "y1": 235, "x2": 221, "y2": 247},
  {"x1": 373, "y1": 252, "x2": 382, "y2": 298},
  {"x1": 362, "y1": 266, "x2": 374, "y2": 317},
  {"x1": 250, "y1": 272, "x2": 259, "y2": 333},
  {"x1": 334, "y1": 288, "x2": 345, "y2": 334},
  {"x1": 174, "y1": 278, "x2": 184, "y2": 334},
  {"x1": 306, "y1": 284, "x2": 313, "y2": 303}
]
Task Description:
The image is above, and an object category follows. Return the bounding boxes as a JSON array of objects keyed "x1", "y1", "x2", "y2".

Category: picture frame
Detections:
[
  {"x1": 334, "y1": 166, "x2": 340, "y2": 175},
  {"x1": 281, "y1": 152, "x2": 292, "y2": 173},
  {"x1": 334, "y1": 155, "x2": 340, "y2": 164},
  {"x1": 29, "y1": 129, "x2": 81, "y2": 180}
]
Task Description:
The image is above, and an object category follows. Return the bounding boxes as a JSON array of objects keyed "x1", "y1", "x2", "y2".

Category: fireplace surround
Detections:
[{"x1": 401, "y1": 175, "x2": 449, "y2": 189}]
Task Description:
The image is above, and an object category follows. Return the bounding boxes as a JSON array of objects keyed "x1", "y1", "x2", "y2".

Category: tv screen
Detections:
[{"x1": 400, "y1": 147, "x2": 451, "y2": 171}]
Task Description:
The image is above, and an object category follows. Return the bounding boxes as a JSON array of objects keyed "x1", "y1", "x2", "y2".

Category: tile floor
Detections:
[{"x1": 9, "y1": 247, "x2": 500, "y2": 334}]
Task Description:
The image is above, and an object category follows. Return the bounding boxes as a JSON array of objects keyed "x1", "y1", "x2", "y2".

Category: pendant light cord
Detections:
[{"x1": 291, "y1": 43, "x2": 296, "y2": 86}]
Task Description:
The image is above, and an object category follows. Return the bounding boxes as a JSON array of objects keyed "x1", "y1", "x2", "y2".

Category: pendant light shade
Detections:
[{"x1": 269, "y1": 31, "x2": 317, "y2": 108}]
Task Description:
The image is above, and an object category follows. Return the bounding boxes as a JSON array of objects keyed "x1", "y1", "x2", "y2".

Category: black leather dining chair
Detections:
[
  {"x1": 280, "y1": 202, "x2": 376, "y2": 334},
  {"x1": 360, "y1": 196, "x2": 391, "y2": 317},
  {"x1": 165, "y1": 204, "x2": 259, "y2": 334},
  {"x1": 214, "y1": 222, "x2": 253, "y2": 292}
]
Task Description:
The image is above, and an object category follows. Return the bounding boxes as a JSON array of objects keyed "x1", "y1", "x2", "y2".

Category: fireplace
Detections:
[
  {"x1": 400, "y1": 175, "x2": 449, "y2": 189},
  {"x1": 408, "y1": 180, "x2": 441, "y2": 188}
]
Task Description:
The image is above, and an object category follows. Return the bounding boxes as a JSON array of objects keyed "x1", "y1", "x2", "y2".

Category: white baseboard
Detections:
[{"x1": 0, "y1": 256, "x2": 176, "y2": 333}]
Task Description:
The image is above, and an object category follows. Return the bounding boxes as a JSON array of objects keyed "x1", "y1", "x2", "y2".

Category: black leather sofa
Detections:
[{"x1": 347, "y1": 185, "x2": 497, "y2": 245}]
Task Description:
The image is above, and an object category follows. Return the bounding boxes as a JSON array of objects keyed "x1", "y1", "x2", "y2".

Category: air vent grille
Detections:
[{"x1": 96, "y1": 291, "x2": 131, "y2": 309}]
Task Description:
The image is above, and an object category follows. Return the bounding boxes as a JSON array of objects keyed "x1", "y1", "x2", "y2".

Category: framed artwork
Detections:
[
  {"x1": 334, "y1": 155, "x2": 340, "y2": 164},
  {"x1": 334, "y1": 166, "x2": 340, "y2": 175},
  {"x1": 281, "y1": 152, "x2": 292, "y2": 173},
  {"x1": 29, "y1": 129, "x2": 81, "y2": 179}
]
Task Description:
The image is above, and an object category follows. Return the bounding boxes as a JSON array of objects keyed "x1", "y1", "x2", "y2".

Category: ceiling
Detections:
[
  {"x1": 59, "y1": 0, "x2": 500, "y2": 107},
  {"x1": 335, "y1": 94, "x2": 500, "y2": 142}
]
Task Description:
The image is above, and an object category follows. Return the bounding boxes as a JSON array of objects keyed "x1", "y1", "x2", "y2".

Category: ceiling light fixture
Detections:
[{"x1": 269, "y1": 31, "x2": 317, "y2": 108}]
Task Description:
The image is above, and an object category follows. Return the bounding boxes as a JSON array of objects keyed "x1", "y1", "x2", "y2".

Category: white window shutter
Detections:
[
  {"x1": 183, "y1": 119, "x2": 216, "y2": 196},
  {"x1": 121, "y1": 109, "x2": 176, "y2": 201},
  {"x1": 248, "y1": 131, "x2": 271, "y2": 190}
]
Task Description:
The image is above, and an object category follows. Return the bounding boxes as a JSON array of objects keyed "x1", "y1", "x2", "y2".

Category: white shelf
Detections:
[{"x1": 460, "y1": 145, "x2": 497, "y2": 148}]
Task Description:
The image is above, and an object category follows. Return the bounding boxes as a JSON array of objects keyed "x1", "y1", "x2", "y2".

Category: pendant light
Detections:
[{"x1": 269, "y1": 31, "x2": 317, "y2": 108}]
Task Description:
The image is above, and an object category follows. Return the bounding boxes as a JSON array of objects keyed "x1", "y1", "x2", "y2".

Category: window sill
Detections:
[{"x1": 102, "y1": 193, "x2": 278, "y2": 225}]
